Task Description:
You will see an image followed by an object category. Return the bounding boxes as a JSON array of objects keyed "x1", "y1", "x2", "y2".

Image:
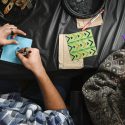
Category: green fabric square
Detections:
[{"x1": 66, "y1": 29, "x2": 97, "y2": 60}]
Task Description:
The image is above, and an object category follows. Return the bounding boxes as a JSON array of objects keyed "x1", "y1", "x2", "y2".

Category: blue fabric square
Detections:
[{"x1": 0, "y1": 36, "x2": 32, "y2": 64}]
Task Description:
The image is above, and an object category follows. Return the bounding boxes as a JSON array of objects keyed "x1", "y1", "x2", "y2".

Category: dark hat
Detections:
[
  {"x1": 62, "y1": 0, "x2": 106, "y2": 19},
  {"x1": 0, "y1": 0, "x2": 36, "y2": 24}
]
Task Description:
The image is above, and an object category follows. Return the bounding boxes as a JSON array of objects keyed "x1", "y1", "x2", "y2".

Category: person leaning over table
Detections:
[{"x1": 0, "y1": 24, "x2": 74, "y2": 125}]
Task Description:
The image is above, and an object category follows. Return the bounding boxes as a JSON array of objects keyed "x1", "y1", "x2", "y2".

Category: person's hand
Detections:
[
  {"x1": 16, "y1": 48, "x2": 45, "y2": 75},
  {"x1": 0, "y1": 23, "x2": 26, "y2": 46}
]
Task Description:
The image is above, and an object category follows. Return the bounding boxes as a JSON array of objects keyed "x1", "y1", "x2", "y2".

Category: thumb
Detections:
[
  {"x1": 16, "y1": 52, "x2": 27, "y2": 63},
  {"x1": 3, "y1": 39, "x2": 18, "y2": 45}
]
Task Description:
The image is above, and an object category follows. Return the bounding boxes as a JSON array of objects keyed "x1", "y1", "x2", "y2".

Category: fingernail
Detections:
[
  {"x1": 16, "y1": 52, "x2": 19, "y2": 55},
  {"x1": 15, "y1": 41, "x2": 19, "y2": 44}
]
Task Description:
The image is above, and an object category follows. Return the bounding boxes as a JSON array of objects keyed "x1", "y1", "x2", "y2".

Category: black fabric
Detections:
[
  {"x1": 0, "y1": 0, "x2": 125, "y2": 79},
  {"x1": 62, "y1": 0, "x2": 105, "y2": 18},
  {"x1": 70, "y1": 91, "x2": 93, "y2": 125}
]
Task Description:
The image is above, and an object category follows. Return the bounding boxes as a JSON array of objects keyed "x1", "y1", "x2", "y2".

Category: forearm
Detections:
[
  {"x1": 17, "y1": 48, "x2": 66, "y2": 110},
  {"x1": 33, "y1": 68, "x2": 66, "y2": 110}
]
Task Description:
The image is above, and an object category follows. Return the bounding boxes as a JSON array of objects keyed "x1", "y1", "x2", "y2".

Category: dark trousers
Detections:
[{"x1": 0, "y1": 72, "x2": 72, "y2": 107}]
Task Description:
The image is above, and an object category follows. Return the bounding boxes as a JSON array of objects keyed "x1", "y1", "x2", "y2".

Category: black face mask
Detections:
[
  {"x1": 62, "y1": 0, "x2": 106, "y2": 19},
  {"x1": 0, "y1": 0, "x2": 36, "y2": 24}
]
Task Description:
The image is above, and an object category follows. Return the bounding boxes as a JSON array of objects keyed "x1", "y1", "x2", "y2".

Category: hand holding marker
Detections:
[
  {"x1": 10, "y1": 28, "x2": 32, "y2": 56},
  {"x1": 17, "y1": 47, "x2": 32, "y2": 57}
]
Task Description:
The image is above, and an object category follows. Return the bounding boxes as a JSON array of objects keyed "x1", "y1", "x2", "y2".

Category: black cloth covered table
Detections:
[
  {"x1": 0, "y1": 1, "x2": 124, "y2": 125},
  {"x1": 0, "y1": 0, "x2": 125, "y2": 79}
]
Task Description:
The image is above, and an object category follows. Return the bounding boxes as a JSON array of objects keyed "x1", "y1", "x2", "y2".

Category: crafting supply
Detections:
[
  {"x1": 82, "y1": 10, "x2": 104, "y2": 30},
  {"x1": 18, "y1": 47, "x2": 32, "y2": 56},
  {"x1": 77, "y1": 14, "x2": 103, "y2": 29},
  {"x1": 22, "y1": 48, "x2": 31, "y2": 56},
  {"x1": 0, "y1": 36, "x2": 32, "y2": 64},
  {"x1": 10, "y1": 28, "x2": 14, "y2": 39},
  {"x1": 66, "y1": 29, "x2": 97, "y2": 60},
  {"x1": 59, "y1": 34, "x2": 84, "y2": 69}
]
